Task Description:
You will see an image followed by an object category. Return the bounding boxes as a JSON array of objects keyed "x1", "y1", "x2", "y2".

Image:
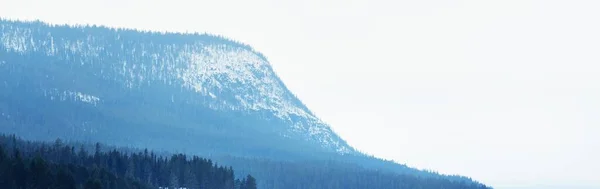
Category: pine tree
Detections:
[
  {"x1": 184, "y1": 167, "x2": 200, "y2": 189},
  {"x1": 169, "y1": 171, "x2": 179, "y2": 189},
  {"x1": 12, "y1": 150, "x2": 27, "y2": 189},
  {"x1": 126, "y1": 159, "x2": 136, "y2": 178},
  {"x1": 244, "y1": 175, "x2": 257, "y2": 189},
  {"x1": 55, "y1": 167, "x2": 77, "y2": 189},
  {"x1": 28, "y1": 156, "x2": 50, "y2": 189}
]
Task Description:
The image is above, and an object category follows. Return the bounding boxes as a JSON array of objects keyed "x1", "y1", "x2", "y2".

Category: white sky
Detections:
[{"x1": 1, "y1": 0, "x2": 599, "y2": 188}]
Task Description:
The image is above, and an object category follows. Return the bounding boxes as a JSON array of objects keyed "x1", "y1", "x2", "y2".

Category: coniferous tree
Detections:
[
  {"x1": 244, "y1": 175, "x2": 257, "y2": 189},
  {"x1": 54, "y1": 167, "x2": 77, "y2": 189}
]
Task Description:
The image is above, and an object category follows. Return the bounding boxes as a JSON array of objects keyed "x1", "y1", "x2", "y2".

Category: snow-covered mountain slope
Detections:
[
  {"x1": 0, "y1": 20, "x2": 494, "y2": 189},
  {"x1": 0, "y1": 19, "x2": 353, "y2": 155}
]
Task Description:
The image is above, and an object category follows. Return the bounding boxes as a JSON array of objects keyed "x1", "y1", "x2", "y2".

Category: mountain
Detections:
[
  {"x1": 0, "y1": 19, "x2": 491, "y2": 189},
  {"x1": 0, "y1": 19, "x2": 352, "y2": 157}
]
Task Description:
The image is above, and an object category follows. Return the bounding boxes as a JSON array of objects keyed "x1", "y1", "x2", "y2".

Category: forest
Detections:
[
  {"x1": 0, "y1": 132, "x2": 489, "y2": 189},
  {"x1": 0, "y1": 134, "x2": 257, "y2": 189}
]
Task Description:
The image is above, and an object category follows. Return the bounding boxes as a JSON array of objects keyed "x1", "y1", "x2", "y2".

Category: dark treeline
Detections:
[
  {"x1": 0, "y1": 134, "x2": 257, "y2": 189},
  {"x1": 0, "y1": 146, "x2": 149, "y2": 189},
  {"x1": 33, "y1": 140, "x2": 488, "y2": 189}
]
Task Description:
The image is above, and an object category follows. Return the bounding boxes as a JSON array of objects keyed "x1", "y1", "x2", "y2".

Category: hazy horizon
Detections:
[{"x1": 2, "y1": 0, "x2": 599, "y2": 188}]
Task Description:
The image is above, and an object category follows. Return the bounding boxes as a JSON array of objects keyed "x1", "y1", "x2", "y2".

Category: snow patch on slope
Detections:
[
  {"x1": 1, "y1": 26, "x2": 32, "y2": 53},
  {"x1": 176, "y1": 45, "x2": 352, "y2": 153},
  {"x1": 178, "y1": 45, "x2": 312, "y2": 120},
  {"x1": 0, "y1": 26, "x2": 103, "y2": 57},
  {"x1": 43, "y1": 89, "x2": 101, "y2": 106}
]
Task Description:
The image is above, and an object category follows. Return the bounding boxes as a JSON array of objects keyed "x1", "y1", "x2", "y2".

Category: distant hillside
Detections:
[
  {"x1": 0, "y1": 19, "x2": 491, "y2": 189},
  {"x1": 0, "y1": 18, "x2": 352, "y2": 157}
]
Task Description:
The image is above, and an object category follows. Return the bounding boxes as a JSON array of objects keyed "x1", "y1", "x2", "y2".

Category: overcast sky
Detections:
[{"x1": 1, "y1": 0, "x2": 599, "y2": 188}]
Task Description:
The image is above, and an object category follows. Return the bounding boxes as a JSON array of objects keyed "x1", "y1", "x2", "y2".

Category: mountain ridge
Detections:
[
  {"x1": 0, "y1": 18, "x2": 491, "y2": 189},
  {"x1": 0, "y1": 18, "x2": 353, "y2": 154}
]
